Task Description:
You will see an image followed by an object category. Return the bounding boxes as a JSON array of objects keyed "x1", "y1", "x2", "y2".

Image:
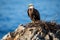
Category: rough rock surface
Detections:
[{"x1": 2, "y1": 21, "x2": 60, "y2": 40}]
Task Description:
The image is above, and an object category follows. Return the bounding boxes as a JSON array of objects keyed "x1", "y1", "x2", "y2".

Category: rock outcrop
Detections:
[{"x1": 2, "y1": 21, "x2": 60, "y2": 40}]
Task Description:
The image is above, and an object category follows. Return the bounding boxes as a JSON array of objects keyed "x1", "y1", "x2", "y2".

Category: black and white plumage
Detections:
[{"x1": 27, "y1": 8, "x2": 40, "y2": 22}]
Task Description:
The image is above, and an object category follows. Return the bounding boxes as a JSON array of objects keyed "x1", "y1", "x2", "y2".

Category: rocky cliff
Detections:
[{"x1": 2, "y1": 21, "x2": 60, "y2": 40}]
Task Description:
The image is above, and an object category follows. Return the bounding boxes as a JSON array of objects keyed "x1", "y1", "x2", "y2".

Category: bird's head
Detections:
[{"x1": 28, "y1": 3, "x2": 34, "y2": 14}]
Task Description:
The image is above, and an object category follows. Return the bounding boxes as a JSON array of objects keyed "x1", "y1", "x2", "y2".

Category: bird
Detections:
[{"x1": 27, "y1": 4, "x2": 40, "y2": 23}]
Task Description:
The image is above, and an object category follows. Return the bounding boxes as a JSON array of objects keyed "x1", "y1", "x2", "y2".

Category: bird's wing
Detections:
[
  {"x1": 34, "y1": 9, "x2": 40, "y2": 19},
  {"x1": 27, "y1": 9, "x2": 30, "y2": 17}
]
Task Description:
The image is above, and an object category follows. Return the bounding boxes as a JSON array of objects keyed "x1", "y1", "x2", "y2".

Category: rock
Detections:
[
  {"x1": 1, "y1": 21, "x2": 60, "y2": 40},
  {"x1": 2, "y1": 32, "x2": 13, "y2": 40},
  {"x1": 2, "y1": 25, "x2": 25, "y2": 40}
]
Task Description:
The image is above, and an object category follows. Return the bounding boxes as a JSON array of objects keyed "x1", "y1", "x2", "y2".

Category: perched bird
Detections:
[{"x1": 27, "y1": 4, "x2": 40, "y2": 23}]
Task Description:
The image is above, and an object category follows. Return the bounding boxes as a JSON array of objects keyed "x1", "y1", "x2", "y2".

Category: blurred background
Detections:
[{"x1": 0, "y1": 0, "x2": 60, "y2": 39}]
